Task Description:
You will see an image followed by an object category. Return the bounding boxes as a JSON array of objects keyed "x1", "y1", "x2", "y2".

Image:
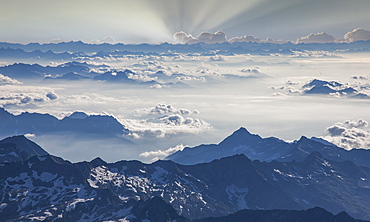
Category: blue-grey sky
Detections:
[{"x1": 1, "y1": 0, "x2": 369, "y2": 43}]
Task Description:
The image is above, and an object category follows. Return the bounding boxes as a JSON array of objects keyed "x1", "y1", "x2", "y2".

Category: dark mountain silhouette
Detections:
[
  {"x1": 1, "y1": 139, "x2": 370, "y2": 221},
  {"x1": 0, "y1": 108, "x2": 132, "y2": 144}
]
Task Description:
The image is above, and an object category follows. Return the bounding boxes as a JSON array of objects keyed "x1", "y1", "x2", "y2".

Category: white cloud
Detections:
[
  {"x1": 0, "y1": 85, "x2": 58, "y2": 107},
  {"x1": 296, "y1": 32, "x2": 336, "y2": 44},
  {"x1": 121, "y1": 104, "x2": 211, "y2": 140},
  {"x1": 122, "y1": 116, "x2": 211, "y2": 140},
  {"x1": 323, "y1": 120, "x2": 370, "y2": 150},
  {"x1": 127, "y1": 73, "x2": 158, "y2": 82},
  {"x1": 291, "y1": 50, "x2": 340, "y2": 58},
  {"x1": 176, "y1": 76, "x2": 206, "y2": 82},
  {"x1": 150, "y1": 84, "x2": 165, "y2": 89},
  {"x1": 0, "y1": 74, "x2": 22, "y2": 85},
  {"x1": 139, "y1": 144, "x2": 186, "y2": 162},
  {"x1": 173, "y1": 31, "x2": 196, "y2": 44},
  {"x1": 239, "y1": 68, "x2": 261, "y2": 74},
  {"x1": 25, "y1": 133, "x2": 36, "y2": 138},
  {"x1": 174, "y1": 31, "x2": 227, "y2": 44},
  {"x1": 135, "y1": 104, "x2": 198, "y2": 116},
  {"x1": 229, "y1": 35, "x2": 261, "y2": 43},
  {"x1": 344, "y1": 28, "x2": 370, "y2": 42}
]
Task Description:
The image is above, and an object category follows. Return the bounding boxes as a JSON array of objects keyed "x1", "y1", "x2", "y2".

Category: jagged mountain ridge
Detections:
[
  {"x1": 1, "y1": 137, "x2": 370, "y2": 221},
  {"x1": 167, "y1": 127, "x2": 370, "y2": 167},
  {"x1": 0, "y1": 62, "x2": 92, "y2": 80}
]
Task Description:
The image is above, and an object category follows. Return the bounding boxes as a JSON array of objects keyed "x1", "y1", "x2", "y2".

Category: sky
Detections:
[
  {"x1": 1, "y1": 0, "x2": 370, "y2": 44},
  {"x1": 0, "y1": 0, "x2": 370, "y2": 163}
]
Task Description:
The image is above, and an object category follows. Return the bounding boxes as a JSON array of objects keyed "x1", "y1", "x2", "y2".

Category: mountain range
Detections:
[
  {"x1": 1, "y1": 40, "x2": 370, "y2": 55},
  {"x1": 0, "y1": 134, "x2": 370, "y2": 221},
  {"x1": 167, "y1": 127, "x2": 370, "y2": 168},
  {"x1": 0, "y1": 62, "x2": 93, "y2": 80},
  {"x1": 0, "y1": 108, "x2": 132, "y2": 145}
]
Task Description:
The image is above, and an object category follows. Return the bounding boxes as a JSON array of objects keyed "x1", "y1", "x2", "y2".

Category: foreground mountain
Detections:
[
  {"x1": 1, "y1": 137, "x2": 370, "y2": 220},
  {"x1": 167, "y1": 127, "x2": 370, "y2": 167},
  {"x1": 0, "y1": 135, "x2": 49, "y2": 163},
  {"x1": 196, "y1": 207, "x2": 365, "y2": 222}
]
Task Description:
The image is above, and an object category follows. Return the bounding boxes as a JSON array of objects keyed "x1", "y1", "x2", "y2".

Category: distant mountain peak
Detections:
[
  {"x1": 219, "y1": 127, "x2": 260, "y2": 146},
  {"x1": 296, "y1": 135, "x2": 310, "y2": 143},
  {"x1": 69, "y1": 111, "x2": 89, "y2": 119},
  {"x1": 90, "y1": 157, "x2": 107, "y2": 166},
  {"x1": 235, "y1": 127, "x2": 251, "y2": 134}
]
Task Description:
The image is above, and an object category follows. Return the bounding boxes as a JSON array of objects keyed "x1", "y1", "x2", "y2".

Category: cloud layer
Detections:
[
  {"x1": 0, "y1": 74, "x2": 22, "y2": 85},
  {"x1": 139, "y1": 144, "x2": 186, "y2": 162},
  {"x1": 296, "y1": 32, "x2": 336, "y2": 44},
  {"x1": 174, "y1": 28, "x2": 370, "y2": 44},
  {"x1": 344, "y1": 28, "x2": 370, "y2": 42},
  {"x1": 174, "y1": 31, "x2": 227, "y2": 44},
  {"x1": 0, "y1": 85, "x2": 58, "y2": 107}
]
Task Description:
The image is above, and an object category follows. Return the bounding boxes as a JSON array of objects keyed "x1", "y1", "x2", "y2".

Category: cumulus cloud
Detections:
[
  {"x1": 239, "y1": 68, "x2": 261, "y2": 74},
  {"x1": 127, "y1": 73, "x2": 158, "y2": 82},
  {"x1": 121, "y1": 104, "x2": 211, "y2": 140},
  {"x1": 134, "y1": 104, "x2": 198, "y2": 116},
  {"x1": 139, "y1": 144, "x2": 186, "y2": 162},
  {"x1": 344, "y1": 28, "x2": 370, "y2": 42},
  {"x1": 122, "y1": 116, "x2": 211, "y2": 140},
  {"x1": 174, "y1": 31, "x2": 227, "y2": 44},
  {"x1": 296, "y1": 32, "x2": 336, "y2": 44},
  {"x1": 0, "y1": 74, "x2": 22, "y2": 85},
  {"x1": 291, "y1": 50, "x2": 340, "y2": 58},
  {"x1": 150, "y1": 84, "x2": 166, "y2": 89},
  {"x1": 172, "y1": 28, "x2": 370, "y2": 45},
  {"x1": 25, "y1": 133, "x2": 36, "y2": 138},
  {"x1": 323, "y1": 120, "x2": 370, "y2": 150},
  {"x1": 229, "y1": 35, "x2": 261, "y2": 43},
  {"x1": 176, "y1": 76, "x2": 206, "y2": 82}
]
